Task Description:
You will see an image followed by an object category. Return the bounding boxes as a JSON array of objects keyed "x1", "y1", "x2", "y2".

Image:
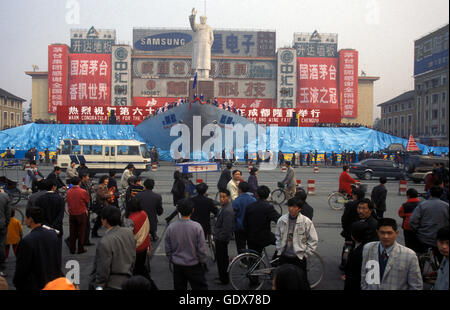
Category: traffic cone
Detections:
[
  {"x1": 196, "y1": 178, "x2": 203, "y2": 184},
  {"x1": 282, "y1": 163, "x2": 287, "y2": 172},
  {"x1": 151, "y1": 162, "x2": 157, "y2": 171},
  {"x1": 296, "y1": 179, "x2": 301, "y2": 186},
  {"x1": 248, "y1": 162, "x2": 253, "y2": 172},
  {"x1": 399, "y1": 180, "x2": 407, "y2": 196},
  {"x1": 314, "y1": 165, "x2": 319, "y2": 173},
  {"x1": 307, "y1": 179, "x2": 315, "y2": 195}
]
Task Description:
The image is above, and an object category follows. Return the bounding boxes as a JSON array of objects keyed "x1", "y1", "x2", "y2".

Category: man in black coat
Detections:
[
  {"x1": 35, "y1": 179, "x2": 65, "y2": 265},
  {"x1": 46, "y1": 166, "x2": 66, "y2": 190},
  {"x1": 13, "y1": 207, "x2": 63, "y2": 290},
  {"x1": 190, "y1": 183, "x2": 219, "y2": 237},
  {"x1": 371, "y1": 176, "x2": 387, "y2": 219},
  {"x1": 217, "y1": 163, "x2": 232, "y2": 192},
  {"x1": 294, "y1": 188, "x2": 314, "y2": 220},
  {"x1": 135, "y1": 179, "x2": 163, "y2": 241},
  {"x1": 356, "y1": 198, "x2": 379, "y2": 243},
  {"x1": 344, "y1": 221, "x2": 369, "y2": 290},
  {"x1": 341, "y1": 188, "x2": 366, "y2": 241},
  {"x1": 243, "y1": 185, "x2": 281, "y2": 254}
]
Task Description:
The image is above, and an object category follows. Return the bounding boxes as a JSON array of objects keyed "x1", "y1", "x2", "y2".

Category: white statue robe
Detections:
[{"x1": 189, "y1": 16, "x2": 214, "y2": 70}]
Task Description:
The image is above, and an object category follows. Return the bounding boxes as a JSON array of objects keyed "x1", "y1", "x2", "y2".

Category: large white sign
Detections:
[
  {"x1": 111, "y1": 45, "x2": 132, "y2": 106},
  {"x1": 277, "y1": 48, "x2": 297, "y2": 108}
]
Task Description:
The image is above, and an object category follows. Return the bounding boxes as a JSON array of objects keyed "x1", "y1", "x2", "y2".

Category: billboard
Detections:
[
  {"x1": 132, "y1": 58, "x2": 277, "y2": 79},
  {"x1": 215, "y1": 79, "x2": 276, "y2": 99},
  {"x1": 68, "y1": 53, "x2": 112, "y2": 106},
  {"x1": 70, "y1": 27, "x2": 116, "y2": 54},
  {"x1": 48, "y1": 44, "x2": 69, "y2": 113},
  {"x1": 338, "y1": 50, "x2": 358, "y2": 118},
  {"x1": 133, "y1": 79, "x2": 189, "y2": 98},
  {"x1": 293, "y1": 31, "x2": 338, "y2": 58},
  {"x1": 296, "y1": 57, "x2": 339, "y2": 111},
  {"x1": 414, "y1": 29, "x2": 449, "y2": 76},
  {"x1": 245, "y1": 107, "x2": 341, "y2": 126},
  {"x1": 133, "y1": 29, "x2": 276, "y2": 57},
  {"x1": 111, "y1": 45, "x2": 132, "y2": 106},
  {"x1": 277, "y1": 48, "x2": 297, "y2": 108}
]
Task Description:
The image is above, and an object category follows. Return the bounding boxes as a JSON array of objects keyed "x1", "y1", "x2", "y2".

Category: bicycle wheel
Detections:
[
  {"x1": 270, "y1": 189, "x2": 286, "y2": 205},
  {"x1": 419, "y1": 255, "x2": 438, "y2": 285},
  {"x1": 269, "y1": 201, "x2": 283, "y2": 215},
  {"x1": 328, "y1": 192, "x2": 347, "y2": 211},
  {"x1": 228, "y1": 252, "x2": 270, "y2": 290},
  {"x1": 208, "y1": 234, "x2": 216, "y2": 262},
  {"x1": 13, "y1": 207, "x2": 25, "y2": 225},
  {"x1": 307, "y1": 251, "x2": 325, "y2": 289},
  {"x1": 8, "y1": 189, "x2": 22, "y2": 206}
]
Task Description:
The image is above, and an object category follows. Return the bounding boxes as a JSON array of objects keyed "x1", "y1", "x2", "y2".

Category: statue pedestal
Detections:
[{"x1": 189, "y1": 78, "x2": 214, "y2": 102}]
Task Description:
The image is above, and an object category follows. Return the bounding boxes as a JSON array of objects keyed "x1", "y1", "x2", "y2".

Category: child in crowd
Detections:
[{"x1": 5, "y1": 209, "x2": 23, "y2": 260}]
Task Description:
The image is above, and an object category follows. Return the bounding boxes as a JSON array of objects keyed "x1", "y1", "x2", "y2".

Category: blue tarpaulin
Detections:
[{"x1": 0, "y1": 123, "x2": 448, "y2": 161}]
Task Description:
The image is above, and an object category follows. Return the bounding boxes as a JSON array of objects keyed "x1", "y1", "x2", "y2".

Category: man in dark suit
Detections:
[
  {"x1": 371, "y1": 176, "x2": 387, "y2": 219},
  {"x1": 190, "y1": 183, "x2": 219, "y2": 238},
  {"x1": 13, "y1": 207, "x2": 63, "y2": 290},
  {"x1": 217, "y1": 163, "x2": 232, "y2": 192},
  {"x1": 294, "y1": 188, "x2": 314, "y2": 220},
  {"x1": 343, "y1": 221, "x2": 369, "y2": 290},
  {"x1": 46, "y1": 166, "x2": 66, "y2": 190},
  {"x1": 243, "y1": 185, "x2": 281, "y2": 254},
  {"x1": 135, "y1": 179, "x2": 163, "y2": 241},
  {"x1": 35, "y1": 179, "x2": 65, "y2": 266}
]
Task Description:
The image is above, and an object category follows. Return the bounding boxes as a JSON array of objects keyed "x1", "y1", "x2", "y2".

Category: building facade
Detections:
[
  {"x1": 378, "y1": 90, "x2": 415, "y2": 139},
  {"x1": 0, "y1": 88, "x2": 25, "y2": 130},
  {"x1": 414, "y1": 24, "x2": 449, "y2": 146}
]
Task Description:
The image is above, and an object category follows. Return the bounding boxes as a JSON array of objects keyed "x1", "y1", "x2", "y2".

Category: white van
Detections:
[{"x1": 57, "y1": 139, "x2": 152, "y2": 176}]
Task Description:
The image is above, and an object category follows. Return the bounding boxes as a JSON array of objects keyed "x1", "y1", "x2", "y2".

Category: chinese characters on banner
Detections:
[
  {"x1": 244, "y1": 107, "x2": 340, "y2": 126},
  {"x1": 338, "y1": 50, "x2": 358, "y2": 118},
  {"x1": 277, "y1": 48, "x2": 297, "y2": 108},
  {"x1": 296, "y1": 57, "x2": 339, "y2": 111},
  {"x1": 57, "y1": 105, "x2": 154, "y2": 125},
  {"x1": 132, "y1": 97, "x2": 277, "y2": 109},
  {"x1": 68, "y1": 54, "x2": 112, "y2": 106},
  {"x1": 111, "y1": 46, "x2": 132, "y2": 106},
  {"x1": 48, "y1": 45, "x2": 69, "y2": 113}
]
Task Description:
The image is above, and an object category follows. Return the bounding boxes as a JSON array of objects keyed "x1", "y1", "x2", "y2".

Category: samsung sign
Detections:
[{"x1": 135, "y1": 32, "x2": 192, "y2": 51}]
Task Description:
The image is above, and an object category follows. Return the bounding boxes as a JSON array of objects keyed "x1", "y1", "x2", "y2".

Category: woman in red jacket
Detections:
[
  {"x1": 398, "y1": 188, "x2": 421, "y2": 252},
  {"x1": 125, "y1": 198, "x2": 151, "y2": 279},
  {"x1": 339, "y1": 165, "x2": 357, "y2": 196}
]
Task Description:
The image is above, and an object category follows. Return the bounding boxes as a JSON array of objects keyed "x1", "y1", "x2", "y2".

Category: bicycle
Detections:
[
  {"x1": 206, "y1": 213, "x2": 217, "y2": 262},
  {"x1": 417, "y1": 247, "x2": 440, "y2": 287},
  {"x1": 328, "y1": 184, "x2": 367, "y2": 211},
  {"x1": 270, "y1": 182, "x2": 286, "y2": 205},
  {"x1": 228, "y1": 247, "x2": 325, "y2": 290}
]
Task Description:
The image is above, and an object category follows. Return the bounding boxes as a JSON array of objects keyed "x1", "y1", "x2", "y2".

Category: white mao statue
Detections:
[{"x1": 189, "y1": 8, "x2": 214, "y2": 79}]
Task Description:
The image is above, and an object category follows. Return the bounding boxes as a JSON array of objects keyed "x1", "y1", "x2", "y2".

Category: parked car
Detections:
[
  {"x1": 350, "y1": 159, "x2": 406, "y2": 180},
  {"x1": 403, "y1": 155, "x2": 449, "y2": 183}
]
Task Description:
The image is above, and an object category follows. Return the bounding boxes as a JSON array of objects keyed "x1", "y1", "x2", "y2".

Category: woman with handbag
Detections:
[{"x1": 125, "y1": 198, "x2": 152, "y2": 280}]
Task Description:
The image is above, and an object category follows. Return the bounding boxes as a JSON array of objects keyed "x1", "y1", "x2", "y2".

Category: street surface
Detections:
[{"x1": 1, "y1": 162, "x2": 427, "y2": 290}]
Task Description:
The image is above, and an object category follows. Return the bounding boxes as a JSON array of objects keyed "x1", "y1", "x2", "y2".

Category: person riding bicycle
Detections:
[
  {"x1": 24, "y1": 160, "x2": 44, "y2": 193},
  {"x1": 275, "y1": 198, "x2": 318, "y2": 280},
  {"x1": 190, "y1": 183, "x2": 219, "y2": 238},
  {"x1": 339, "y1": 165, "x2": 357, "y2": 197},
  {"x1": 281, "y1": 161, "x2": 296, "y2": 201}
]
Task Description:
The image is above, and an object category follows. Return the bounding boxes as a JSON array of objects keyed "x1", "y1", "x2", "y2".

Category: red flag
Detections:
[{"x1": 406, "y1": 135, "x2": 420, "y2": 151}]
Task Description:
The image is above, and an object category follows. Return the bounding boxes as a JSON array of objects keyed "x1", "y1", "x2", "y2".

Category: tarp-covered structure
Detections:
[{"x1": 0, "y1": 123, "x2": 448, "y2": 161}]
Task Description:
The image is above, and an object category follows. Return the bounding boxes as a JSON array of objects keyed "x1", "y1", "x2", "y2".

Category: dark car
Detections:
[
  {"x1": 350, "y1": 159, "x2": 405, "y2": 180},
  {"x1": 403, "y1": 155, "x2": 449, "y2": 183}
]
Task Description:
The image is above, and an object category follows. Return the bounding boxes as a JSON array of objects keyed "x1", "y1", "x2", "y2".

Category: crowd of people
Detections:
[{"x1": 0, "y1": 157, "x2": 448, "y2": 291}]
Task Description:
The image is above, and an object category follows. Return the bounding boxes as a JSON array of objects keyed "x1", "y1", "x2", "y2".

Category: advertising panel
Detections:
[
  {"x1": 48, "y1": 44, "x2": 69, "y2": 113},
  {"x1": 133, "y1": 79, "x2": 190, "y2": 98},
  {"x1": 133, "y1": 29, "x2": 276, "y2": 57},
  {"x1": 338, "y1": 50, "x2": 358, "y2": 118},
  {"x1": 70, "y1": 27, "x2": 116, "y2": 54},
  {"x1": 277, "y1": 48, "x2": 297, "y2": 108},
  {"x1": 243, "y1": 107, "x2": 340, "y2": 126},
  {"x1": 111, "y1": 45, "x2": 132, "y2": 106},
  {"x1": 132, "y1": 58, "x2": 277, "y2": 79},
  {"x1": 68, "y1": 53, "x2": 112, "y2": 106},
  {"x1": 293, "y1": 31, "x2": 338, "y2": 58},
  {"x1": 215, "y1": 79, "x2": 276, "y2": 99},
  {"x1": 296, "y1": 57, "x2": 339, "y2": 112},
  {"x1": 414, "y1": 29, "x2": 449, "y2": 76}
]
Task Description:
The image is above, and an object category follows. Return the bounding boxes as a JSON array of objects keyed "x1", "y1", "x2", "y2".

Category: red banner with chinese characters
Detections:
[
  {"x1": 133, "y1": 97, "x2": 184, "y2": 107},
  {"x1": 56, "y1": 105, "x2": 153, "y2": 125},
  {"x1": 244, "y1": 107, "x2": 340, "y2": 126},
  {"x1": 339, "y1": 50, "x2": 358, "y2": 118},
  {"x1": 48, "y1": 45, "x2": 69, "y2": 113},
  {"x1": 296, "y1": 57, "x2": 339, "y2": 110},
  {"x1": 68, "y1": 53, "x2": 111, "y2": 106}
]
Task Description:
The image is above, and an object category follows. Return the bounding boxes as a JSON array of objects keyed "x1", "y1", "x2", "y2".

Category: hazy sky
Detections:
[{"x1": 0, "y1": 0, "x2": 448, "y2": 119}]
